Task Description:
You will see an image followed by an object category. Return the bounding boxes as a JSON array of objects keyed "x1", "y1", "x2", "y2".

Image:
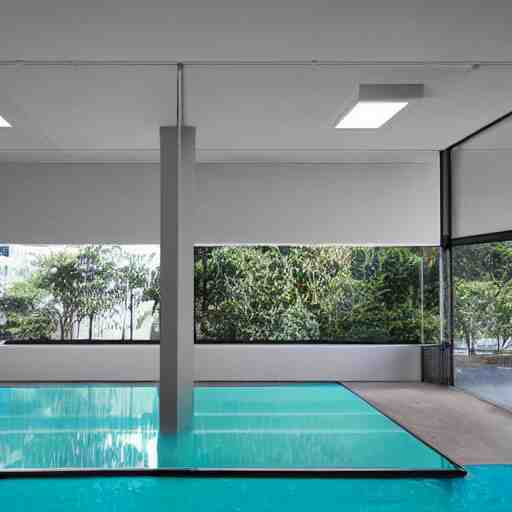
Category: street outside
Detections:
[{"x1": 456, "y1": 356, "x2": 512, "y2": 411}]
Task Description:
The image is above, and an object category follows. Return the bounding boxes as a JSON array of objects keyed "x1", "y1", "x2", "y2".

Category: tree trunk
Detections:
[
  {"x1": 202, "y1": 250, "x2": 208, "y2": 319},
  {"x1": 465, "y1": 332, "x2": 471, "y2": 357},
  {"x1": 121, "y1": 293, "x2": 128, "y2": 341},
  {"x1": 88, "y1": 314, "x2": 94, "y2": 341},
  {"x1": 66, "y1": 319, "x2": 73, "y2": 341},
  {"x1": 129, "y1": 291, "x2": 134, "y2": 341}
]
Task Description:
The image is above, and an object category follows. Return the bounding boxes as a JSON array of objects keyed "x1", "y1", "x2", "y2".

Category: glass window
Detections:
[
  {"x1": 194, "y1": 246, "x2": 440, "y2": 344},
  {"x1": 0, "y1": 244, "x2": 441, "y2": 345},
  {"x1": 453, "y1": 241, "x2": 512, "y2": 409},
  {"x1": 0, "y1": 244, "x2": 159, "y2": 342}
]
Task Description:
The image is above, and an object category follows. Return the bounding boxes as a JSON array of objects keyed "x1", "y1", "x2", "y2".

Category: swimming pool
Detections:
[
  {"x1": 1, "y1": 466, "x2": 506, "y2": 512},
  {"x1": 0, "y1": 383, "x2": 464, "y2": 476}
]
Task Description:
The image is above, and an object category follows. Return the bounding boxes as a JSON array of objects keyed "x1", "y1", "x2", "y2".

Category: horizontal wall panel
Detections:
[
  {"x1": 0, "y1": 345, "x2": 422, "y2": 382},
  {"x1": 0, "y1": 163, "x2": 160, "y2": 244},
  {"x1": 195, "y1": 344, "x2": 422, "y2": 382},
  {"x1": 195, "y1": 162, "x2": 440, "y2": 245},
  {"x1": 0, "y1": 158, "x2": 439, "y2": 245}
]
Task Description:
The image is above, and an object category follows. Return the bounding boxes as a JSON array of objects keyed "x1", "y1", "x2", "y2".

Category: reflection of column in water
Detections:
[{"x1": 157, "y1": 430, "x2": 196, "y2": 469}]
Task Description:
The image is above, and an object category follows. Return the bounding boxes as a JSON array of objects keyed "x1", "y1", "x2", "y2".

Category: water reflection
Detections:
[
  {"x1": 0, "y1": 384, "x2": 455, "y2": 471},
  {"x1": 0, "y1": 385, "x2": 158, "y2": 470}
]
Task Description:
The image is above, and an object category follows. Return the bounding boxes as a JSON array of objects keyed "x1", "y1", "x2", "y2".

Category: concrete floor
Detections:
[{"x1": 346, "y1": 382, "x2": 512, "y2": 465}]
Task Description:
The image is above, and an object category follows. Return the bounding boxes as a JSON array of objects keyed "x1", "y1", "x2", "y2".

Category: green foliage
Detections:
[
  {"x1": 0, "y1": 278, "x2": 57, "y2": 340},
  {"x1": 18, "y1": 240, "x2": 512, "y2": 348},
  {"x1": 453, "y1": 241, "x2": 512, "y2": 354},
  {"x1": 195, "y1": 246, "x2": 440, "y2": 343}
]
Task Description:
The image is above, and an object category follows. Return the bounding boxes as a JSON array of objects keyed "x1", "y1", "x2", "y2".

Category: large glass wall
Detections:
[
  {"x1": 194, "y1": 245, "x2": 440, "y2": 344},
  {"x1": 0, "y1": 244, "x2": 159, "y2": 342},
  {"x1": 1, "y1": 244, "x2": 441, "y2": 345},
  {"x1": 453, "y1": 241, "x2": 512, "y2": 409}
]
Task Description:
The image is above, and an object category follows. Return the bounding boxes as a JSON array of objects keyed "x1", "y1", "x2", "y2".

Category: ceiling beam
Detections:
[{"x1": 0, "y1": 59, "x2": 511, "y2": 69}]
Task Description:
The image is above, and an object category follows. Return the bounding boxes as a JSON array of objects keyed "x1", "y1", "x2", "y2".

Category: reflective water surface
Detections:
[
  {"x1": 0, "y1": 384, "x2": 455, "y2": 471},
  {"x1": 1, "y1": 465, "x2": 502, "y2": 512}
]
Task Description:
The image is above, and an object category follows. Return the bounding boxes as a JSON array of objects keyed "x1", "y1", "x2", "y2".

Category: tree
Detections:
[
  {"x1": 34, "y1": 246, "x2": 124, "y2": 340},
  {"x1": 0, "y1": 279, "x2": 56, "y2": 340},
  {"x1": 454, "y1": 279, "x2": 491, "y2": 356},
  {"x1": 74, "y1": 246, "x2": 124, "y2": 340},
  {"x1": 141, "y1": 266, "x2": 160, "y2": 340},
  {"x1": 116, "y1": 251, "x2": 154, "y2": 340},
  {"x1": 481, "y1": 281, "x2": 512, "y2": 352},
  {"x1": 35, "y1": 251, "x2": 84, "y2": 340},
  {"x1": 453, "y1": 241, "x2": 512, "y2": 354}
]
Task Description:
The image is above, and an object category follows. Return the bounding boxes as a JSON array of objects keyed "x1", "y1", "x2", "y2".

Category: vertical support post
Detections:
[
  {"x1": 420, "y1": 248, "x2": 425, "y2": 345},
  {"x1": 159, "y1": 64, "x2": 195, "y2": 432},
  {"x1": 439, "y1": 149, "x2": 454, "y2": 385}
]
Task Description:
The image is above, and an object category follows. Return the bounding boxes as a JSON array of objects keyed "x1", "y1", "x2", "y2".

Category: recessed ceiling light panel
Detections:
[
  {"x1": 336, "y1": 102, "x2": 408, "y2": 129},
  {"x1": 0, "y1": 115, "x2": 12, "y2": 128},
  {"x1": 336, "y1": 84, "x2": 423, "y2": 129}
]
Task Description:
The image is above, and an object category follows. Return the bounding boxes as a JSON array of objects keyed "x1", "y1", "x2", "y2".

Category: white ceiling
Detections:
[
  {"x1": 2, "y1": 1, "x2": 512, "y2": 62},
  {"x1": 184, "y1": 66, "x2": 512, "y2": 156},
  {"x1": 2, "y1": 2, "x2": 512, "y2": 162},
  {"x1": 455, "y1": 115, "x2": 512, "y2": 149}
]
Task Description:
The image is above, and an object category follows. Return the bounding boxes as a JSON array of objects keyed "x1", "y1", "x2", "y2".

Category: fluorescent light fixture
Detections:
[
  {"x1": 336, "y1": 101, "x2": 408, "y2": 129},
  {"x1": 0, "y1": 115, "x2": 12, "y2": 128},
  {"x1": 336, "y1": 84, "x2": 423, "y2": 129}
]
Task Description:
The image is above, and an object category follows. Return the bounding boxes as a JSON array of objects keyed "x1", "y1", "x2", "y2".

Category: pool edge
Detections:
[{"x1": 338, "y1": 381, "x2": 467, "y2": 478}]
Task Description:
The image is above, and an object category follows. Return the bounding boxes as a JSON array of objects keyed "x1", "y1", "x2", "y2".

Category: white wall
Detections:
[
  {"x1": 0, "y1": 344, "x2": 422, "y2": 382},
  {"x1": 0, "y1": 159, "x2": 440, "y2": 245}
]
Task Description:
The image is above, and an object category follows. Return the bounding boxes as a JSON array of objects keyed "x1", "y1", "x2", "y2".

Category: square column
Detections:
[{"x1": 160, "y1": 126, "x2": 196, "y2": 432}]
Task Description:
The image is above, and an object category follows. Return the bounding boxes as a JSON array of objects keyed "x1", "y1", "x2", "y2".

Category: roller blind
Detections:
[
  {"x1": 0, "y1": 158, "x2": 440, "y2": 246},
  {"x1": 452, "y1": 117, "x2": 512, "y2": 239},
  {"x1": 195, "y1": 161, "x2": 440, "y2": 246},
  {"x1": 0, "y1": 163, "x2": 160, "y2": 244}
]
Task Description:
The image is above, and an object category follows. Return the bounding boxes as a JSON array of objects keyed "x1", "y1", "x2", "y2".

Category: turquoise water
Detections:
[
  {"x1": 0, "y1": 383, "x2": 455, "y2": 471},
  {"x1": 0, "y1": 465, "x2": 505, "y2": 512}
]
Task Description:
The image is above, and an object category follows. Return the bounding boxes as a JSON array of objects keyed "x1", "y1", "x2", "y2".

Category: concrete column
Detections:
[{"x1": 160, "y1": 126, "x2": 196, "y2": 432}]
